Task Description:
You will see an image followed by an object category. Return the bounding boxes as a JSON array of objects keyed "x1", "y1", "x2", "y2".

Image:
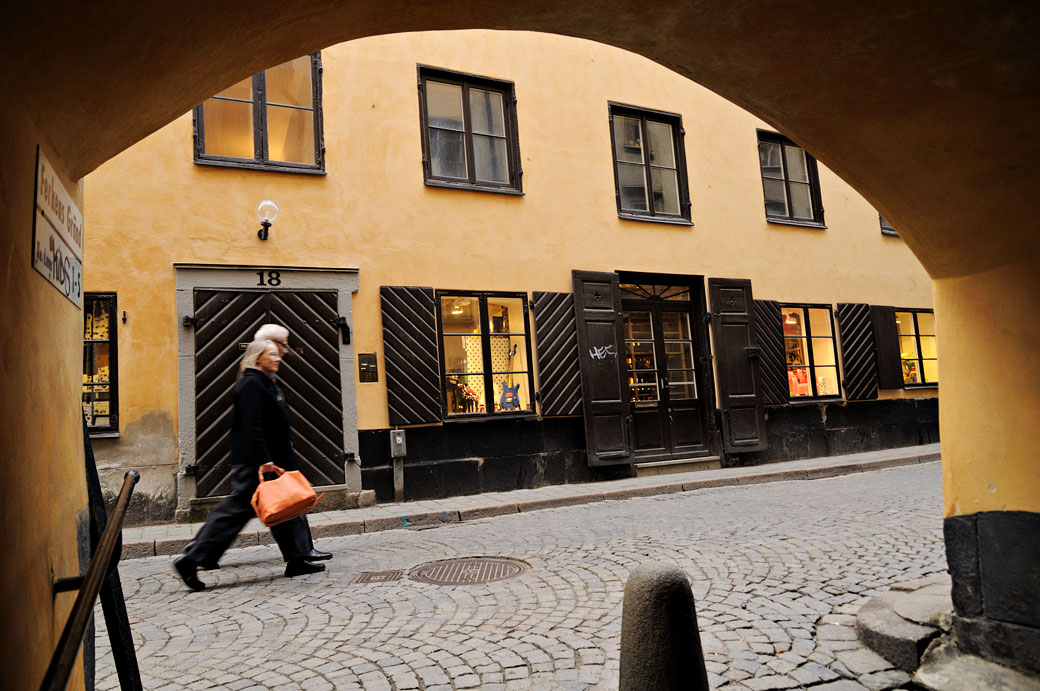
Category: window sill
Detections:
[
  {"x1": 443, "y1": 411, "x2": 538, "y2": 423},
  {"x1": 784, "y1": 395, "x2": 844, "y2": 405},
  {"x1": 194, "y1": 158, "x2": 326, "y2": 176},
  {"x1": 618, "y1": 213, "x2": 694, "y2": 227},
  {"x1": 423, "y1": 179, "x2": 524, "y2": 196},
  {"x1": 766, "y1": 217, "x2": 827, "y2": 230},
  {"x1": 904, "y1": 383, "x2": 938, "y2": 390},
  {"x1": 89, "y1": 431, "x2": 121, "y2": 440}
]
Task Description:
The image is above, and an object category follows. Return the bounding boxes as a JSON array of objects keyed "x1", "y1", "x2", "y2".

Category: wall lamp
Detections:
[{"x1": 256, "y1": 199, "x2": 279, "y2": 241}]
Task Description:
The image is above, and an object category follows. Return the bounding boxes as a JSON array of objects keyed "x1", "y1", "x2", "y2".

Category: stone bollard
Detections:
[{"x1": 619, "y1": 563, "x2": 710, "y2": 691}]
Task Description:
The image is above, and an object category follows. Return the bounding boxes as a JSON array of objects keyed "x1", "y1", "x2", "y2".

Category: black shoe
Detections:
[
  {"x1": 305, "y1": 549, "x2": 332, "y2": 561},
  {"x1": 198, "y1": 559, "x2": 220, "y2": 571},
  {"x1": 173, "y1": 555, "x2": 206, "y2": 591},
  {"x1": 285, "y1": 560, "x2": 326, "y2": 578}
]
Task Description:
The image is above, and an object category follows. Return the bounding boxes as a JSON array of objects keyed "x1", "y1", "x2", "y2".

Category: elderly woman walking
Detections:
[{"x1": 174, "y1": 338, "x2": 328, "y2": 591}]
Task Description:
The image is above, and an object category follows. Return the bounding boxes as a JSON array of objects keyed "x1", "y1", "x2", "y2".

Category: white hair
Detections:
[
  {"x1": 254, "y1": 323, "x2": 289, "y2": 341},
  {"x1": 239, "y1": 339, "x2": 277, "y2": 378}
]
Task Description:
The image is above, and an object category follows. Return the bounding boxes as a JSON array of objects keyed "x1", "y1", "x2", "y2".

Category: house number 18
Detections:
[{"x1": 255, "y1": 270, "x2": 282, "y2": 286}]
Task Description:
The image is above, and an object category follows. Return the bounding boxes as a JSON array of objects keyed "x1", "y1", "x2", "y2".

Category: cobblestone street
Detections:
[{"x1": 97, "y1": 462, "x2": 946, "y2": 690}]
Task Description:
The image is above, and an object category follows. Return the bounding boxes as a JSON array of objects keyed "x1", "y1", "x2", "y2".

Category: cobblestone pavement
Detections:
[{"x1": 96, "y1": 463, "x2": 945, "y2": 690}]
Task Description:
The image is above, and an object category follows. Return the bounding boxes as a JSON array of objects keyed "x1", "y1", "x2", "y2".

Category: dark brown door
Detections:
[
  {"x1": 193, "y1": 290, "x2": 344, "y2": 497},
  {"x1": 622, "y1": 300, "x2": 712, "y2": 460}
]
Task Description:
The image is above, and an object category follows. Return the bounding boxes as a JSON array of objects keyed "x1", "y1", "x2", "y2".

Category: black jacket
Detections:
[{"x1": 230, "y1": 368, "x2": 295, "y2": 470}]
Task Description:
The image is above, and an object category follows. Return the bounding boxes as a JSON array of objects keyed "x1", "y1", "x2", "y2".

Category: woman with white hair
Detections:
[{"x1": 174, "y1": 338, "x2": 326, "y2": 590}]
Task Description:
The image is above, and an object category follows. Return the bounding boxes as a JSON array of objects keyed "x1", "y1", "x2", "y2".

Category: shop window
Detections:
[
  {"x1": 438, "y1": 292, "x2": 534, "y2": 417},
  {"x1": 880, "y1": 215, "x2": 899, "y2": 236},
  {"x1": 83, "y1": 294, "x2": 118, "y2": 434},
  {"x1": 194, "y1": 53, "x2": 324, "y2": 173},
  {"x1": 757, "y1": 131, "x2": 825, "y2": 227},
  {"x1": 781, "y1": 304, "x2": 841, "y2": 399},
  {"x1": 609, "y1": 104, "x2": 691, "y2": 224},
  {"x1": 896, "y1": 309, "x2": 938, "y2": 385},
  {"x1": 418, "y1": 67, "x2": 522, "y2": 193}
]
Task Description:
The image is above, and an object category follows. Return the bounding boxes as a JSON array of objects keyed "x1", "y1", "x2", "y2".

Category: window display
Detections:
[
  {"x1": 83, "y1": 293, "x2": 118, "y2": 432},
  {"x1": 782, "y1": 304, "x2": 840, "y2": 399},
  {"x1": 896, "y1": 309, "x2": 938, "y2": 385}
]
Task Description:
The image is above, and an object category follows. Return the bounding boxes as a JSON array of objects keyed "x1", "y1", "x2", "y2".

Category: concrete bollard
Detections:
[{"x1": 619, "y1": 563, "x2": 710, "y2": 691}]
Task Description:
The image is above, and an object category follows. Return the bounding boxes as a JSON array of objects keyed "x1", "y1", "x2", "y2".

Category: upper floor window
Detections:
[
  {"x1": 896, "y1": 309, "x2": 938, "y2": 385},
  {"x1": 418, "y1": 67, "x2": 522, "y2": 194},
  {"x1": 757, "y1": 131, "x2": 825, "y2": 227},
  {"x1": 880, "y1": 215, "x2": 899, "y2": 236},
  {"x1": 609, "y1": 104, "x2": 691, "y2": 224},
  {"x1": 194, "y1": 53, "x2": 324, "y2": 174},
  {"x1": 438, "y1": 292, "x2": 534, "y2": 417},
  {"x1": 782, "y1": 304, "x2": 841, "y2": 399},
  {"x1": 83, "y1": 293, "x2": 119, "y2": 435}
]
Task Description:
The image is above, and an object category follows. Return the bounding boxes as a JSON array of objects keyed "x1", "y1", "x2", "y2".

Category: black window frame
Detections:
[
  {"x1": 780, "y1": 302, "x2": 843, "y2": 401},
  {"x1": 193, "y1": 52, "x2": 325, "y2": 175},
  {"x1": 608, "y1": 103, "x2": 693, "y2": 225},
  {"x1": 756, "y1": 130, "x2": 826, "y2": 228},
  {"x1": 880, "y1": 215, "x2": 899, "y2": 236},
  {"x1": 435, "y1": 290, "x2": 536, "y2": 420},
  {"x1": 894, "y1": 308, "x2": 938, "y2": 388},
  {"x1": 417, "y1": 66, "x2": 523, "y2": 195},
  {"x1": 83, "y1": 293, "x2": 119, "y2": 436}
]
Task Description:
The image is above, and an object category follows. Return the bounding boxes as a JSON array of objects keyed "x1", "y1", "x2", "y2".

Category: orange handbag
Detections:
[{"x1": 251, "y1": 465, "x2": 323, "y2": 527}]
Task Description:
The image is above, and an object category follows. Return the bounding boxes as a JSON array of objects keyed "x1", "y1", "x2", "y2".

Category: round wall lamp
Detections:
[{"x1": 256, "y1": 199, "x2": 279, "y2": 241}]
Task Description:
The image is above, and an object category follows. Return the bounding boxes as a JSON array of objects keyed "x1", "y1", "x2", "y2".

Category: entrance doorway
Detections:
[{"x1": 621, "y1": 281, "x2": 713, "y2": 461}]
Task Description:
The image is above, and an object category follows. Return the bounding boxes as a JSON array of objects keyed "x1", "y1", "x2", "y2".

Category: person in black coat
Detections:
[{"x1": 174, "y1": 339, "x2": 330, "y2": 591}]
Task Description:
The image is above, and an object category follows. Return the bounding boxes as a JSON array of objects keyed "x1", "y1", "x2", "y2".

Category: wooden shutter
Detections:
[
  {"x1": 870, "y1": 305, "x2": 903, "y2": 389},
  {"x1": 533, "y1": 291, "x2": 582, "y2": 417},
  {"x1": 380, "y1": 286, "x2": 441, "y2": 425},
  {"x1": 837, "y1": 303, "x2": 880, "y2": 400},
  {"x1": 572, "y1": 270, "x2": 633, "y2": 466},
  {"x1": 708, "y1": 278, "x2": 768, "y2": 453},
  {"x1": 753, "y1": 299, "x2": 788, "y2": 405}
]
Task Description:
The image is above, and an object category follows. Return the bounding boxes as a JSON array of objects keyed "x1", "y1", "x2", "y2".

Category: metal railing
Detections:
[{"x1": 40, "y1": 470, "x2": 139, "y2": 691}]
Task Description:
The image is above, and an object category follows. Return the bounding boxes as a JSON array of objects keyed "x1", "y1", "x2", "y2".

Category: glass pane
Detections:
[
  {"x1": 902, "y1": 359, "x2": 921, "y2": 385},
  {"x1": 617, "y1": 163, "x2": 648, "y2": 211},
  {"x1": 782, "y1": 308, "x2": 804, "y2": 336},
  {"x1": 266, "y1": 104, "x2": 315, "y2": 164},
  {"x1": 815, "y1": 367, "x2": 839, "y2": 396},
  {"x1": 758, "y1": 140, "x2": 784, "y2": 178},
  {"x1": 784, "y1": 145, "x2": 809, "y2": 183},
  {"x1": 487, "y1": 297, "x2": 524, "y2": 334},
  {"x1": 442, "y1": 335, "x2": 483, "y2": 374},
  {"x1": 650, "y1": 167, "x2": 681, "y2": 215},
  {"x1": 919, "y1": 335, "x2": 938, "y2": 359},
  {"x1": 88, "y1": 302, "x2": 111, "y2": 340},
  {"x1": 665, "y1": 342, "x2": 693, "y2": 370},
  {"x1": 473, "y1": 135, "x2": 509, "y2": 183},
  {"x1": 785, "y1": 337, "x2": 808, "y2": 367},
  {"x1": 202, "y1": 98, "x2": 254, "y2": 159},
  {"x1": 763, "y1": 178, "x2": 788, "y2": 217},
  {"x1": 490, "y1": 335, "x2": 527, "y2": 372},
  {"x1": 441, "y1": 296, "x2": 478, "y2": 330},
  {"x1": 469, "y1": 89, "x2": 505, "y2": 137},
  {"x1": 626, "y1": 341, "x2": 656, "y2": 371},
  {"x1": 895, "y1": 312, "x2": 915, "y2": 335},
  {"x1": 83, "y1": 342, "x2": 111, "y2": 383},
  {"x1": 808, "y1": 308, "x2": 832, "y2": 336},
  {"x1": 661, "y1": 312, "x2": 691, "y2": 340},
  {"x1": 215, "y1": 75, "x2": 253, "y2": 101},
  {"x1": 494, "y1": 372, "x2": 531, "y2": 413},
  {"x1": 899, "y1": 336, "x2": 919, "y2": 360},
  {"x1": 668, "y1": 379, "x2": 697, "y2": 400},
  {"x1": 788, "y1": 181, "x2": 813, "y2": 220},
  {"x1": 788, "y1": 367, "x2": 811, "y2": 397},
  {"x1": 646, "y1": 121, "x2": 676, "y2": 168},
  {"x1": 628, "y1": 371, "x2": 659, "y2": 403},
  {"x1": 812, "y1": 338, "x2": 836, "y2": 366},
  {"x1": 917, "y1": 312, "x2": 935, "y2": 335},
  {"x1": 657, "y1": 285, "x2": 690, "y2": 301},
  {"x1": 265, "y1": 56, "x2": 312, "y2": 108},
  {"x1": 429, "y1": 129, "x2": 467, "y2": 179},
  {"x1": 426, "y1": 81, "x2": 464, "y2": 130},
  {"x1": 446, "y1": 373, "x2": 485, "y2": 414},
  {"x1": 614, "y1": 115, "x2": 644, "y2": 163},
  {"x1": 923, "y1": 359, "x2": 939, "y2": 383},
  {"x1": 624, "y1": 312, "x2": 653, "y2": 340}
]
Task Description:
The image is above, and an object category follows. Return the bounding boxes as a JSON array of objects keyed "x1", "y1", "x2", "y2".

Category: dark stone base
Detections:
[
  {"x1": 104, "y1": 489, "x2": 177, "y2": 525},
  {"x1": 945, "y1": 511, "x2": 1040, "y2": 677}
]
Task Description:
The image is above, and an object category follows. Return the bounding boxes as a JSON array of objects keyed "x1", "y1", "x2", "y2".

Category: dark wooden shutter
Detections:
[
  {"x1": 870, "y1": 305, "x2": 903, "y2": 389},
  {"x1": 837, "y1": 303, "x2": 880, "y2": 400},
  {"x1": 533, "y1": 291, "x2": 582, "y2": 416},
  {"x1": 380, "y1": 286, "x2": 441, "y2": 425},
  {"x1": 753, "y1": 299, "x2": 788, "y2": 405},
  {"x1": 708, "y1": 278, "x2": 768, "y2": 453},
  {"x1": 572, "y1": 270, "x2": 633, "y2": 466}
]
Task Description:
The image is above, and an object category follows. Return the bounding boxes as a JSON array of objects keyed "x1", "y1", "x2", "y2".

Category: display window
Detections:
[
  {"x1": 781, "y1": 304, "x2": 841, "y2": 399},
  {"x1": 83, "y1": 293, "x2": 118, "y2": 434},
  {"x1": 896, "y1": 309, "x2": 938, "y2": 385},
  {"x1": 439, "y1": 292, "x2": 534, "y2": 417}
]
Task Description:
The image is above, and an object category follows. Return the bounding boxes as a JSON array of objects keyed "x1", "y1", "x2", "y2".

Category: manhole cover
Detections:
[
  {"x1": 352, "y1": 570, "x2": 403, "y2": 584},
  {"x1": 408, "y1": 557, "x2": 529, "y2": 585}
]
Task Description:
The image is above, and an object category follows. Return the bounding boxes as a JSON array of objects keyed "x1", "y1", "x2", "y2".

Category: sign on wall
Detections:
[{"x1": 32, "y1": 147, "x2": 83, "y2": 307}]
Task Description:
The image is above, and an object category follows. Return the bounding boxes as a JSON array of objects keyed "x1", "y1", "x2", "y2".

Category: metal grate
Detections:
[
  {"x1": 408, "y1": 557, "x2": 529, "y2": 585},
  {"x1": 352, "y1": 570, "x2": 404, "y2": 584}
]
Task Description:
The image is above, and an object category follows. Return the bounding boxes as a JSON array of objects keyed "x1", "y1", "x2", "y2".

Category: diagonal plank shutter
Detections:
[
  {"x1": 870, "y1": 305, "x2": 903, "y2": 389},
  {"x1": 380, "y1": 286, "x2": 441, "y2": 425},
  {"x1": 708, "y1": 278, "x2": 768, "y2": 453},
  {"x1": 533, "y1": 291, "x2": 582, "y2": 416},
  {"x1": 572, "y1": 270, "x2": 634, "y2": 466},
  {"x1": 837, "y1": 303, "x2": 880, "y2": 400},
  {"x1": 753, "y1": 299, "x2": 788, "y2": 405}
]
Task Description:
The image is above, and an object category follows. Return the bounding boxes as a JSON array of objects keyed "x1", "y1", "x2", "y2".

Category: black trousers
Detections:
[{"x1": 185, "y1": 464, "x2": 313, "y2": 564}]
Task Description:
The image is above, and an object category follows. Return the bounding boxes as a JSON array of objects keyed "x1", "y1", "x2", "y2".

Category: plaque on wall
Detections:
[{"x1": 358, "y1": 353, "x2": 378, "y2": 382}]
